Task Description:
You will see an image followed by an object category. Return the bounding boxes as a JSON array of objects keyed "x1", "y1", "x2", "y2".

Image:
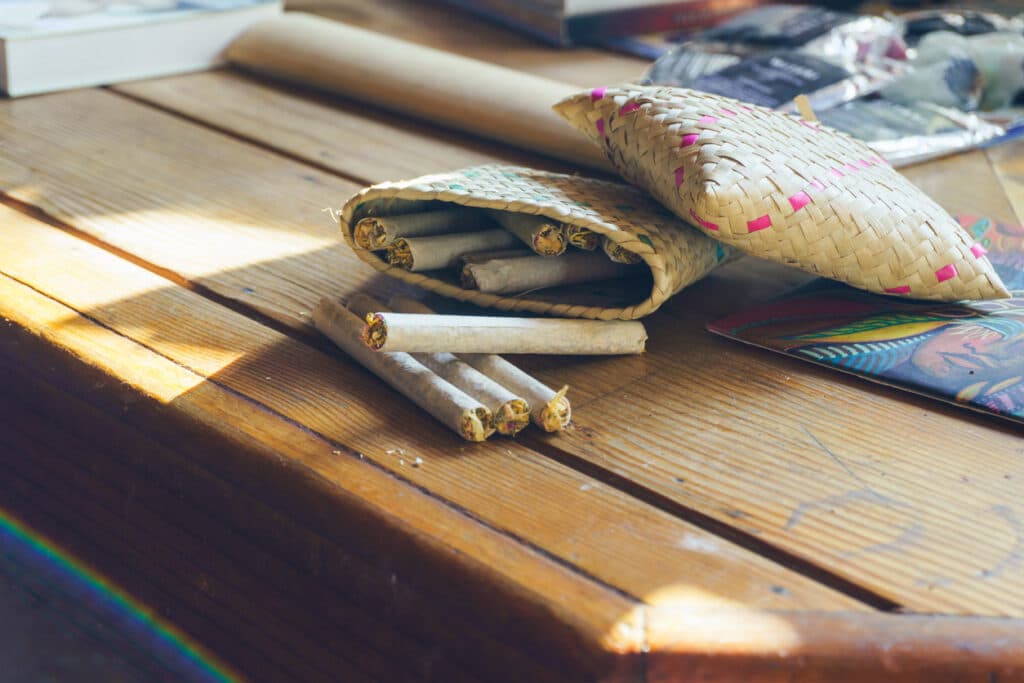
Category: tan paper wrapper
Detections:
[
  {"x1": 312, "y1": 299, "x2": 492, "y2": 441},
  {"x1": 555, "y1": 85, "x2": 1009, "y2": 302},
  {"x1": 342, "y1": 164, "x2": 734, "y2": 320},
  {"x1": 387, "y1": 295, "x2": 571, "y2": 433},
  {"x1": 225, "y1": 13, "x2": 611, "y2": 173},
  {"x1": 347, "y1": 293, "x2": 529, "y2": 436},
  {"x1": 388, "y1": 230, "x2": 523, "y2": 271},
  {"x1": 465, "y1": 252, "x2": 637, "y2": 294},
  {"x1": 354, "y1": 207, "x2": 487, "y2": 250},
  {"x1": 364, "y1": 312, "x2": 648, "y2": 355}
]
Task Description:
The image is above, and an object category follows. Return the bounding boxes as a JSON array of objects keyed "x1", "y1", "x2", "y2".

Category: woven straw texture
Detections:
[
  {"x1": 341, "y1": 165, "x2": 732, "y2": 320},
  {"x1": 555, "y1": 85, "x2": 1009, "y2": 301}
]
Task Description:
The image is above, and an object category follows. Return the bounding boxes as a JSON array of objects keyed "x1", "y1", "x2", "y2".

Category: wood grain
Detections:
[
  {"x1": 0, "y1": 204, "x2": 863, "y2": 609},
  {"x1": 901, "y1": 148, "x2": 1022, "y2": 225},
  {"x1": 7, "y1": 207, "x2": 1022, "y2": 683},
  {"x1": 3, "y1": 77, "x2": 1022, "y2": 615},
  {"x1": 0, "y1": 381, "x2": 513, "y2": 683},
  {"x1": 115, "y1": 70, "x2": 549, "y2": 184},
  {"x1": 532, "y1": 261, "x2": 1024, "y2": 615},
  {"x1": 0, "y1": 267, "x2": 648, "y2": 682}
]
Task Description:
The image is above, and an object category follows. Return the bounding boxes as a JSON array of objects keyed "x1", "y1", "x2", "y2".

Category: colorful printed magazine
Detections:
[{"x1": 709, "y1": 216, "x2": 1024, "y2": 424}]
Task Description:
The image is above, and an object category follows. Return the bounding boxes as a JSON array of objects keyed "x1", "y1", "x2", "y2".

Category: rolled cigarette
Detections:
[
  {"x1": 460, "y1": 248, "x2": 534, "y2": 265},
  {"x1": 459, "y1": 247, "x2": 537, "y2": 290},
  {"x1": 488, "y1": 211, "x2": 567, "y2": 257},
  {"x1": 386, "y1": 229, "x2": 522, "y2": 271},
  {"x1": 564, "y1": 225, "x2": 599, "y2": 251},
  {"x1": 347, "y1": 293, "x2": 530, "y2": 436},
  {"x1": 353, "y1": 208, "x2": 488, "y2": 250},
  {"x1": 601, "y1": 236, "x2": 643, "y2": 264},
  {"x1": 313, "y1": 298, "x2": 493, "y2": 441},
  {"x1": 389, "y1": 295, "x2": 572, "y2": 432},
  {"x1": 462, "y1": 251, "x2": 640, "y2": 294},
  {"x1": 363, "y1": 313, "x2": 647, "y2": 355}
]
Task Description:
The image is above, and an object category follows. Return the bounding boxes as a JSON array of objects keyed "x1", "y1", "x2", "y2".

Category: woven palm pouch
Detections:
[
  {"x1": 341, "y1": 165, "x2": 733, "y2": 320},
  {"x1": 555, "y1": 85, "x2": 1009, "y2": 301}
]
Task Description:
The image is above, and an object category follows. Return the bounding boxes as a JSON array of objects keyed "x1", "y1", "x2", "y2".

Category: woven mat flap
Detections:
[
  {"x1": 555, "y1": 85, "x2": 1009, "y2": 302},
  {"x1": 341, "y1": 165, "x2": 731, "y2": 320}
]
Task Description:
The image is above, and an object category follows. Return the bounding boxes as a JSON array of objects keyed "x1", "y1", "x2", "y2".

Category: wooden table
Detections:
[{"x1": 1, "y1": 1, "x2": 1022, "y2": 681}]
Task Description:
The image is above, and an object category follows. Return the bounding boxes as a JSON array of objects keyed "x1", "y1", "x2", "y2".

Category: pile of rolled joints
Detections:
[
  {"x1": 353, "y1": 206, "x2": 645, "y2": 296},
  {"x1": 313, "y1": 292, "x2": 646, "y2": 442},
  {"x1": 311, "y1": 188, "x2": 670, "y2": 441}
]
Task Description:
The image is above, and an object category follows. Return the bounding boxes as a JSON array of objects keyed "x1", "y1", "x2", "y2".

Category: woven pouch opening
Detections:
[{"x1": 340, "y1": 165, "x2": 733, "y2": 320}]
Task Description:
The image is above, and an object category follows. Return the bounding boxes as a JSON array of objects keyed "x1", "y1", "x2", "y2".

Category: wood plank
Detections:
[
  {"x1": 644, "y1": 605, "x2": 1024, "y2": 683},
  {"x1": 542, "y1": 296, "x2": 1024, "y2": 616},
  {"x1": 4, "y1": 355, "x2": 587, "y2": 683},
  {"x1": 0, "y1": 191, "x2": 864, "y2": 618},
  {"x1": 901, "y1": 146, "x2": 1022, "y2": 225},
  {"x1": 0, "y1": 397, "x2": 448, "y2": 683},
  {"x1": 9, "y1": 351, "x2": 1022, "y2": 683},
  {"x1": 8, "y1": 209, "x2": 1023, "y2": 683},
  {"x1": 0, "y1": 89, "x2": 374, "y2": 330},
  {"x1": 2, "y1": 81, "x2": 1019, "y2": 614},
  {"x1": 0, "y1": 204, "x2": 862, "y2": 608},
  {"x1": 0, "y1": 268, "x2": 648, "y2": 682},
  {"x1": 0, "y1": 385, "x2": 502, "y2": 683},
  {"x1": 114, "y1": 70, "x2": 561, "y2": 184}
]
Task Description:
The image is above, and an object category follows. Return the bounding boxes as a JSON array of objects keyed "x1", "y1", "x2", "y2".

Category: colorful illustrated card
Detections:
[{"x1": 709, "y1": 216, "x2": 1024, "y2": 424}]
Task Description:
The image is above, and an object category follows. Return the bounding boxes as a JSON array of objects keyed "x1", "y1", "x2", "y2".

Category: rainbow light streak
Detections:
[{"x1": 0, "y1": 507, "x2": 239, "y2": 683}]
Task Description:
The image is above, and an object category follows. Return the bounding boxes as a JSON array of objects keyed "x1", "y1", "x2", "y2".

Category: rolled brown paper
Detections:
[
  {"x1": 488, "y1": 210, "x2": 567, "y2": 257},
  {"x1": 313, "y1": 298, "x2": 493, "y2": 441},
  {"x1": 386, "y1": 229, "x2": 522, "y2": 271},
  {"x1": 353, "y1": 208, "x2": 487, "y2": 250},
  {"x1": 225, "y1": 13, "x2": 613, "y2": 173},
  {"x1": 363, "y1": 312, "x2": 647, "y2": 355},
  {"x1": 388, "y1": 295, "x2": 571, "y2": 432},
  {"x1": 463, "y1": 250, "x2": 639, "y2": 294},
  {"x1": 460, "y1": 248, "x2": 534, "y2": 265},
  {"x1": 347, "y1": 293, "x2": 530, "y2": 436}
]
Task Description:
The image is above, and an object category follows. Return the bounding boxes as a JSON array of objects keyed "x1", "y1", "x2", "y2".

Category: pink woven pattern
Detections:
[{"x1": 554, "y1": 85, "x2": 1008, "y2": 301}]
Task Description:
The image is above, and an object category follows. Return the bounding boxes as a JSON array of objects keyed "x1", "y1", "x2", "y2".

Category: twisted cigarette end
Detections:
[
  {"x1": 386, "y1": 238, "x2": 415, "y2": 269},
  {"x1": 353, "y1": 217, "x2": 390, "y2": 250},
  {"x1": 538, "y1": 385, "x2": 571, "y2": 432},
  {"x1": 462, "y1": 407, "x2": 494, "y2": 442},
  {"x1": 362, "y1": 313, "x2": 388, "y2": 350},
  {"x1": 494, "y1": 398, "x2": 531, "y2": 436},
  {"x1": 532, "y1": 222, "x2": 568, "y2": 256},
  {"x1": 460, "y1": 263, "x2": 479, "y2": 290},
  {"x1": 565, "y1": 225, "x2": 599, "y2": 251},
  {"x1": 602, "y1": 237, "x2": 642, "y2": 264}
]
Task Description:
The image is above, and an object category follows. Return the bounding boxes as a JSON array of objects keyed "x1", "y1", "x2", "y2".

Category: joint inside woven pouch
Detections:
[{"x1": 350, "y1": 198, "x2": 654, "y2": 311}]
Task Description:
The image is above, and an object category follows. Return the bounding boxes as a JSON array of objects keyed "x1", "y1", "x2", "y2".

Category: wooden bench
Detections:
[{"x1": 1, "y1": 1, "x2": 1021, "y2": 680}]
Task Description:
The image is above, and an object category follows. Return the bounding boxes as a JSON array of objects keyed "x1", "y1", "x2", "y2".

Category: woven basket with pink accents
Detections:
[{"x1": 555, "y1": 85, "x2": 1008, "y2": 302}]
